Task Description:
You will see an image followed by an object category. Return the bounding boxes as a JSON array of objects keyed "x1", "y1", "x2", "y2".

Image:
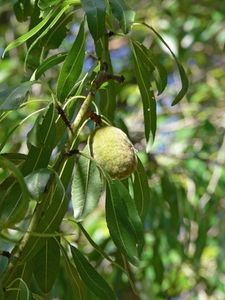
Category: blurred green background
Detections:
[{"x1": 0, "y1": 1, "x2": 225, "y2": 299}]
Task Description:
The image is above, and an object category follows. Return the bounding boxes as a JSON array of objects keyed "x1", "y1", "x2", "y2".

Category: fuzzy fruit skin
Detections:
[{"x1": 90, "y1": 126, "x2": 137, "y2": 180}]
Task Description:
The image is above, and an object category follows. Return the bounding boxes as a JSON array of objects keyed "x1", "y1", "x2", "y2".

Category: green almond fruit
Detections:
[{"x1": 90, "y1": 126, "x2": 137, "y2": 180}]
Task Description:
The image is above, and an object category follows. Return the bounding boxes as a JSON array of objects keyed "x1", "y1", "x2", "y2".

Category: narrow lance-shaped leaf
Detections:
[
  {"x1": 106, "y1": 179, "x2": 144, "y2": 264},
  {"x1": 0, "y1": 81, "x2": 34, "y2": 111},
  {"x1": 33, "y1": 238, "x2": 60, "y2": 293},
  {"x1": 38, "y1": 0, "x2": 60, "y2": 10},
  {"x1": 18, "y1": 171, "x2": 67, "y2": 263},
  {"x1": 33, "y1": 52, "x2": 67, "y2": 80},
  {"x1": 148, "y1": 51, "x2": 167, "y2": 95},
  {"x1": 81, "y1": 0, "x2": 107, "y2": 41},
  {"x1": 132, "y1": 41, "x2": 167, "y2": 95},
  {"x1": 0, "y1": 109, "x2": 60, "y2": 287},
  {"x1": 0, "y1": 105, "x2": 56, "y2": 230},
  {"x1": 0, "y1": 106, "x2": 48, "y2": 152},
  {"x1": 70, "y1": 246, "x2": 116, "y2": 300},
  {"x1": 133, "y1": 157, "x2": 150, "y2": 221},
  {"x1": 32, "y1": 293, "x2": 45, "y2": 300},
  {"x1": 95, "y1": 35, "x2": 117, "y2": 121},
  {"x1": 25, "y1": 4, "x2": 70, "y2": 68},
  {"x1": 36, "y1": 171, "x2": 67, "y2": 233},
  {"x1": 3, "y1": 262, "x2": 33, "y2": 299},
  {"x1": 143, "y1": 23, "x2": 189, "y2": 105},
  {"x1": 21, "y1": 104, "x2": 56, "y2": 176},
  {"x1": 5, "y1": 278, "x2": 31, "y2": 300},
  {"x1": 43, "y1": 12, "x2": 73, "y2": 50},
  {"x1": 27, "y1": 104, "x2": 56, "y2": 149},
  {"x1": 0, "y1": 153, "x2": 27, "y2": 164},
  {"x1": 57, "y1": 20, "x2": 85, "y2": 102},
  {"x1": 13, "y1": 0, "x2": 32, "y2": 22},
  {"x1": 0, "y1": 156, "x2": 30, "y2": 229},
  {"x1": 2, "y1": 7, "x2": 58, "y2": 56},
  {"x1": 2, "y1": 172, "x2": 67, "y2": 288},
  {"x1": 24, "y1": 168, "x2": 52, "y2": 200},
  {"x1": 131, "y1": 41, "x2": 157, "y2": 142},
  {"x1": 0, "y1": 155, "x2": 25, "y2": 191},
  {"x1": 59, "y1": 243, "x2": 86, "y2": 300},
  {"x1": 109, "y1": 0, "x2": 135, "y2": 33},
  {"x1": 71, "y1": 147, "x2": 103, "y2": 221}
]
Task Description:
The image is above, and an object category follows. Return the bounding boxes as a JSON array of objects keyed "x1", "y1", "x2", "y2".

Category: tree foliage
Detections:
[{"x1": 0, "y1": 0, "x2": 224, "y2": 299}]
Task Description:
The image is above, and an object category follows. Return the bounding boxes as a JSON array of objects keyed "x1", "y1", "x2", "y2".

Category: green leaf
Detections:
[
  {"x1": 0, "y1": 156, "x2": 30, "y2": 228},
  {"x1": 27, "y1": 103, "x2": 56, "y2": 148},
  {"x1": 99, "y1": 82, "x2": 116, "y2": 121},
  {"x1": 0, "y1": 105, "x2": 56, "y2": 229},
  {"x1": 57, "y1": 20, "x2": 85, "y2": 102},
  {"x1": 70, "y1": 246, "x2": 115, "y2": 300},
  {"x1": 24, "y1": 168, "x2": 51, "y2": 200},
  {"x1": 19, "y1": 172, "x2": 67, "y2": 263},
  {"x1": 13, "y1": 0, "x2": 33, "y2": 22},
  {"x1": 131, "y1": 41, "x2": 157, "y2": 142},
  {"x1": 38, "y1": 0, "x2": 60, "y2": 10},
  {"x1": 32, "y1": 293, "x2": 44, "y2": 300},
  {"x1": 133, "y1": 42, "x2": 167, "y2": 95},
  {"x1": 42, "y1": 13, "x2": 73, "y2": 50},
  {"x1": 0, "y1": 153, "x2": 27, "y2": 165},
  {"x1": 143, "y1": 24, "x2": 189, "y2": 105},
  {"x1": 36, "y1": 173, "x2": 67, "y2": 233},
  {"x1": 106, "y1": 179, "x2": 144, "y2": 264},
  {"x1": 4, "y1": 262, "x2": 33, "y2": 300},
  {"x1": 77, "y1": 223, "x2": 113, "y2": 264},
  {"x1": 21, "y1": 141, "x2": 53, "y2": 178},
  {"x1": 60, "y1": 243, "x2": 86, "y2": 300},
  {"x1": 3, "y1": 8, "x2": 57, "y2": 56},
  {"x1": 95, "y1": 36, "x2": 117, "y2": 121},
  {"x1": 5, "y1": 278, "x2": 31, "y2": 300},
  {"x1": 28, "y1": 145, "x2": 52, "y2": 172},
  {"x1": 81, "y1": 0, "x2": 107, "y2": 41},
  {"x1": 25, "y1": 4, "x2": 71, "y2": 67},
  {"x1": 7, "y1": 163, "x2": 69, "y2": 284},
  {"x1": 0, "y1": 82, "x2": 34, "y2": 111},
  {"x1": 109, "y1": 0, "x2": 135, "y2": 33},
  {"x1": 71, "y1": 147, "x2": 103, "y2": 221},
  {"x1": 0, "y1": 114, "x2": 64, "y2": 288},
  {"x1": 33, "y1": 238, "x2": 60, "y2": 293},
  {"x1": 172, "y1": 61, "x2": 189, "y2": 105},
  {"x1": 133, "y1": 157, "x2": 150, "y2": 221},
  {"x1": 148, "y1": 53, "x2": 167, "y2": 95},
  {"x1": 33, "y1": 52, "x2": 67, "y2": 80}
]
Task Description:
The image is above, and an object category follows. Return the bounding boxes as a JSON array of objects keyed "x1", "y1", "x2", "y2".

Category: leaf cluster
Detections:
[{"x1": 0, "y1": 0, "x2": 189, "y2": 299}]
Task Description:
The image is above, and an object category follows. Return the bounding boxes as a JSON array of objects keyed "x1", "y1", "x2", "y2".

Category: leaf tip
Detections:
[
  {"x1": 2, "y1": 49, "x2": 7, "y2": 58},
  {"x1": 171, "y1": 100, "x2": 177, "y2": 106}
]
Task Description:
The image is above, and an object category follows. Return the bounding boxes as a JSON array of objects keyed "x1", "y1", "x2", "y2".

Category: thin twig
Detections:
[{"x1": 56, "y1": 102, "x2": 73, "y2": 133}]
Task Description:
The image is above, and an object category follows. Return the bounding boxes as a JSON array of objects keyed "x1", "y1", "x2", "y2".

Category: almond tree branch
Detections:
[{"x1": 1, "y1": 67, "x2": 124, "y2": 287}]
